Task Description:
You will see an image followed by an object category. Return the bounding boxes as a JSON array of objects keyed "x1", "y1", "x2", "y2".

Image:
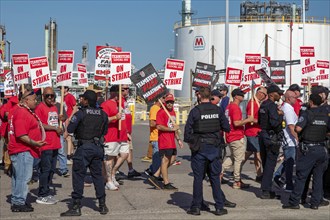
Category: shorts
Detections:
[
  {"x1": 128, "y1": 139, "x2": 133, "y2": 150},
  {"x1": 246, "y1": 136, "x2": 260, "y2": 152},
  {"x1": 159, "y1": 149, "x2": 177, "y2": 157},
  {"x1": 104, "y1": 142, "x2": 129, "y2": 156}
]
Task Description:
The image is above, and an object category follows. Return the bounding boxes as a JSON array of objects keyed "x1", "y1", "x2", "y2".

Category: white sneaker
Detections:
[
  {"x1": 112, "y1": 177, "x2": 120, "y2": 187},
  {"x1": 105, "y1": 182, "x2": 118, "y2": 191}
]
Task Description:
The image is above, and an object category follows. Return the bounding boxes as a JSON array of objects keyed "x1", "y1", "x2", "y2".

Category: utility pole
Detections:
[{"x1": 264, "y1": 34, "x2": 268, "y2": 57}]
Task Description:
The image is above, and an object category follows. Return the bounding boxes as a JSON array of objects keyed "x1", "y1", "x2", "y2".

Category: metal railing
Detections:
[{"x1": 174, "y1": 16, "x2": 330, "y2": 29}]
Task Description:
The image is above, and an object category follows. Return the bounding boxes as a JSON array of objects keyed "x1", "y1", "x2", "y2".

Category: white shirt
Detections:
[{"x1": 281, "y1": 102, "x2": 298, "y2": 147}]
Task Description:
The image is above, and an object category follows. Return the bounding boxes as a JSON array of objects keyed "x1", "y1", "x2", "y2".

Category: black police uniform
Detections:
[
  {"x1": 287, "y1": 106, "x2": 330, "y2": 207},
  {"x1": 61, "y1": 105, "x2": 108, "y2": 216},
  {"x1": 184, "y1": 102, "x2": 230, "y2": 214},
  {"x1": 258, "y1": 99, "x2": 284, "y2": 197}
]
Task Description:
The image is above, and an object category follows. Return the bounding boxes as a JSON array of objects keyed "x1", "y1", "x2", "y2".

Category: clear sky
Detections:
[{"x1": 1, "y1": 0, "x2": 329, "y2": 71}]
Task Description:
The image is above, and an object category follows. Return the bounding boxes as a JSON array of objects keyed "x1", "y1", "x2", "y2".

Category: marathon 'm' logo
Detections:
[
  {"x1": 201, "y1": 114, "x2": 219, "y2": 120},
  {"x1": 193, "y1": 36, "x2": 205, "y2": 50}
]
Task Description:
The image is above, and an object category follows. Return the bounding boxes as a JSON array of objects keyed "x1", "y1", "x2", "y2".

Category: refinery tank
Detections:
[{"x1": 174, "y1": 1, "x2": 330, "y2": 99}]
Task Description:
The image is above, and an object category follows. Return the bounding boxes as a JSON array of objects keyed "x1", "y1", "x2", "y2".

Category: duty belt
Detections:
[{"x1": 302, "y1": 142, "x2": 326, "y2": 147}]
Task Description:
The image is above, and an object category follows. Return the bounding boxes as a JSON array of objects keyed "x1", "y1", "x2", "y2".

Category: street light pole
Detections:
[{"x1": 6, "y1": 40, "x2": 11, "y2": 68}]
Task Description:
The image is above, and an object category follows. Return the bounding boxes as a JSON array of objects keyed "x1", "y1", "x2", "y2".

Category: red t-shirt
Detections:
[
  {"x1": 156, "y1": 108, "x2": 176, "y2": 150},
  {"x1": 8, "y1": 106, "x2": 41, "y2": 158},
  {"x1": 123, "y1": 97, "x2": 132, "y2": 134},
  {"x1": 35, "y1": 102, "x2": 61, "y2": 151},
  {"x1": 64, "y1": 93, "x2": 76, "y2": 117},
  {"x1": 225, "y1": 102, "x2": 244, "y2": 143},
  {"x1": 0, "y1": 103, "x2": 9, "y2": 137},
  {"x1": 245, "y1": 99, "x2": 261, "y2": 137},
  {"x1": 101, "y1": 99, "x2": 128, "y2": 142},
  {"x1": 293, "y1": 98, "x2": 303, "y2": 116}
]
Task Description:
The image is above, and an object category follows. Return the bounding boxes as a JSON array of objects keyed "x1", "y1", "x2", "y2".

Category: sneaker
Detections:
[
  {"x1": 255, "y1": 175, "x2": 263, "y2": 183},
  {"x1": 127, "y1": 169, "x2": 141, "y2": 178},
  {"x1": 273, "y1": 176, "x2": 285, "y2": 188},
  {"x1": 233, "y1": 181, "x2": 250, "y2": 189},
  {"x1": 112, "y1": 177, "x2": 120, "y2": 187},
  {"x1": 105, "y1": 182, "x2": 118, "y2": 191},
  {"x1": 67, "y1": 159, "x2": 73, "y2": 165},
  {"x1": 11, "y1": 204, "x2": 34, "y2": 212},
  {"x1": 148, "y1": 176, "x2": 162, "y2": 190},
  {"x1": 172, "y1": 160, "x2": 181, "y2": 166},
  {"x1": 141, "y1": 156, "x2": 152, "y2": 163},
  {"x1": 61, "y1": 171, "x2": 70, "y2": 177},
  {"x1": 84, "y1": 182, "x2": 92, "y2": 187},
  {"x1": 144, "y1": 168, "x2": 153, "y2": 176},
  {"x1": 163, "y1": 183, "x2": 178, "y2": 191},
  {"x1": 36, "y1": 195, "x2": 58, "y2": 205}
]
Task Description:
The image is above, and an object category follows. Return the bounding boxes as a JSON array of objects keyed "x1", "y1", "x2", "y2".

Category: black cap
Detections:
[
  {"x1": 311, "y1": 85, "x2": 326, "y2": 95},
  {"x1": 267, "y1": 85, "x2": 284, "y2": 95},
  {"x1": 309, "y1": 93, "x2": 322, "y2": 106},
  {"x1": 80, "y1": 90, "x2": 97, "y2": 103},
  {"x1": 193, "y1": 87, "x2": 200, "y2": 92},
  {"x1": 288, "y1": 84, "x2": 302, "y2": 92},
  {"x1": 211, "y1": 89, "x2": 223, "y2": 98},
  {"x1": 109, "y1": 85, "x2": 119, "y2": 92},
  {"x1": 231, "y1": 88, "x2": 245, "y2": 97},
  {"x1": 218, "y1": 84, "x2": 228, "y2": 92}
]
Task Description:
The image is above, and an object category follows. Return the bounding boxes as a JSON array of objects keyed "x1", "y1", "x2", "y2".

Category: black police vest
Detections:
[
  {"x1": 301, "y1": 109, "x2": 328, "y2": 143},
  {"x1": 258, "y1": 100, "x2": 282, "y2": 133},
  {"x1": 75, "y1": 107, "x2": 106, "y2": 140},
  {"x1": 193, "y1": 103, "x2": 221, "y2": 134}
]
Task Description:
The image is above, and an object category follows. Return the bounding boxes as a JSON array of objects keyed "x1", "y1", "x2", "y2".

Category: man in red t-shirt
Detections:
[
  {"x1": 153, "y1": 94, "x2": 183, "y2": 191},
  {"x1": 222, "y1": 88, "x2": 253, "y2": 189},
  {"x1": 243, "y1": 86, "x2": 267, "y2": 182},
  {"x1": 8, "y1": 91, "x2": 46, "y2": 212},
  {"x1": 101, "y1": 85, "x2": 129, "y2": 191},
  {"x1": 288, "y1": 84, "x2": 303, "y2": 116},
  {"x1": 121, "y1": 85, "x2": 141, "y2": 178},
  {"x1": 63, "y1": 86, "x2": 77, "y2": 159},
  {"x1": 35, "y1": 87, "x2": 63, "y2": 205}
]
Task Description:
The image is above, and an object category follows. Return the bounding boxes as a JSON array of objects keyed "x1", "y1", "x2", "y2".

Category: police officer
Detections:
[
  {"x1": 258, "y1": 84, "x2": 284, "y2": 199},
  {"x1": 283, "y1": 94, "x2": 330, "y2": 210},
  {"x1": 61, "y1": 90, "x2": 109, "y2": 216},
  {"x1": 184, "y1": 87, "x2": 230, "y2": 216}
]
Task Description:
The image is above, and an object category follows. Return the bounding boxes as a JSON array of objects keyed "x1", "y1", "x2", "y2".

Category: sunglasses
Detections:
[
  {"x1": 44, "y1": 94, "x2": 55, "y2": 99},
  {"x1": 21, "y1": 91, "x2": 35, "y2": 99},
  {"x1": 166, "y1": 101, "x2": 174, "y2": 104}
]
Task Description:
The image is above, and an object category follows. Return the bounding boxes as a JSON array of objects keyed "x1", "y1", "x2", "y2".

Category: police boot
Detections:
[
  {"x1": 60, "y1": 199, "x2": 81, "y2": 217},
  {"x1": 98, "y1": 197, "x2": 109, "y2": 215}
]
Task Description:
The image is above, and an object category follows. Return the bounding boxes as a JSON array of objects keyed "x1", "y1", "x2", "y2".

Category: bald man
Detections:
[{"x1": 274, "y1": 90, "x2": 299, "y2": 192}]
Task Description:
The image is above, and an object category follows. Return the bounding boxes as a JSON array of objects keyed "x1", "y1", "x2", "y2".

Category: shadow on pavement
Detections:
[{"x1": 167, "y1": 191, "x2": 192, "y2": 211}]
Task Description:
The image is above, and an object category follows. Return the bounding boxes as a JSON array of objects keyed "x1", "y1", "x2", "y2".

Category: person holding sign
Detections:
[
  {"x1": 154, "y1": 94, "x2": 183, "y2": 191},
  {"x1": 222, "y1": 88, "x2": 254, "y2": 189},
  {"x1": 242, "y1": 86, "x2": 267, "y2": 183},
  {"x1": 35, "y1": 87, "x2": 63, "y2": 205},
  {"x1": 8, "y1": 91, "x2": 46, "y2": 212},
  {"x1": 101, "y1": 85, "x2": 129, "y2": 191}
]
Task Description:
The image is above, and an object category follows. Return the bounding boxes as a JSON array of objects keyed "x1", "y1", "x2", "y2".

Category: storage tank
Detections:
[{"x1": 174, "y1": 1, "x2": 329, "y2": 99}]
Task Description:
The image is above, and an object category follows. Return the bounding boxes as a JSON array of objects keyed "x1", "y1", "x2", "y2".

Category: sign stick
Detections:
[
  {"x1": 250, "y1": 85, "x2": 255, "y2": 125},
  {"x1": 307, "y1": 77, "x2": 311, "y2": 100},
  {"x1": 159, "y1": 98, "x2": 181, "y2": 135},
  {"x1": 119, "y1": 84, "x2": 122, "y2": 131},
  {"x1": 21, "y1": 84, "x2": 25, "y2": 94},
  {"x1": 60, "y1": 86, "x2": 64, "y2": 129}
]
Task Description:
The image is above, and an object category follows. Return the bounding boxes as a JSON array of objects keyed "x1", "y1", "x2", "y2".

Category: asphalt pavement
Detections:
[{"x1": 0, "y1": 124, "x2": 329, "y2": 219}]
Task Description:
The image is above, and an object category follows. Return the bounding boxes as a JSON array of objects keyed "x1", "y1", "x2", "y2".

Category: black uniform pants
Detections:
[
  {"x1": 289, "y1": 145, "x2": 328, "y2": 206},
  {"x1": 191, "y1": 144, "x2": 224, "y2": 209},
  {"x1": 71, "y1": 143, "x2": 105, "y2": 200},
  {"x1": 259, "y1": 131, "x2": 279, "y2": 192}
]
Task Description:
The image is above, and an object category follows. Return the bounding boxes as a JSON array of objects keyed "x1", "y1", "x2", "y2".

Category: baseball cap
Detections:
[
  {"x1": 267, "y1": 85, "x2": 284, "y2": 95},
  {"x1": 109, "y1": 85, "x2": 119, "y2": 92},
  {"x1": 288, "y1": 84, "x2": 302, "y2": 92},
  {"x1": 165, "y1": 94, "x2": 175, "y2": 102},
  {"x1": 218, "y1": 84, "x2": 228, "y2": 92},
  {"x1": 211, "y1": 89, "x2": 223, "y2": 98},
  {"x1": 80, "y1": 90, "x2": 97, "y2": 103},
  {"x1": 231, "y1": 88, "x2": 245, "y2": 97},
  {"x1": 311, "y1": 85, "x2": 326, "y2": 95}
]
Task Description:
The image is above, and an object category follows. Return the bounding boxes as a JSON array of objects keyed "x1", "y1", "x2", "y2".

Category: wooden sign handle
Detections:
[{"x1": 159, "y1": 98, "x2": 181, "y2": 135}]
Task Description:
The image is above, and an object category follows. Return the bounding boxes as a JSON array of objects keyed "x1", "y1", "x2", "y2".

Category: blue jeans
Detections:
[
  {"x1": 38, "y1": 149, "x2": 58, "y2": 197},
  {"x1": 57, "y1": 135, "x2": 68, "y2": 174},
  {"x1": 274, "y1": 146, "x2": 296, "y2": 189},
  {"x1": 10, "y1": 151, "x2": 34, "y2": 205},
  {"x1": 149, "y1": 141, "x2": 161, "y2": 175}
]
